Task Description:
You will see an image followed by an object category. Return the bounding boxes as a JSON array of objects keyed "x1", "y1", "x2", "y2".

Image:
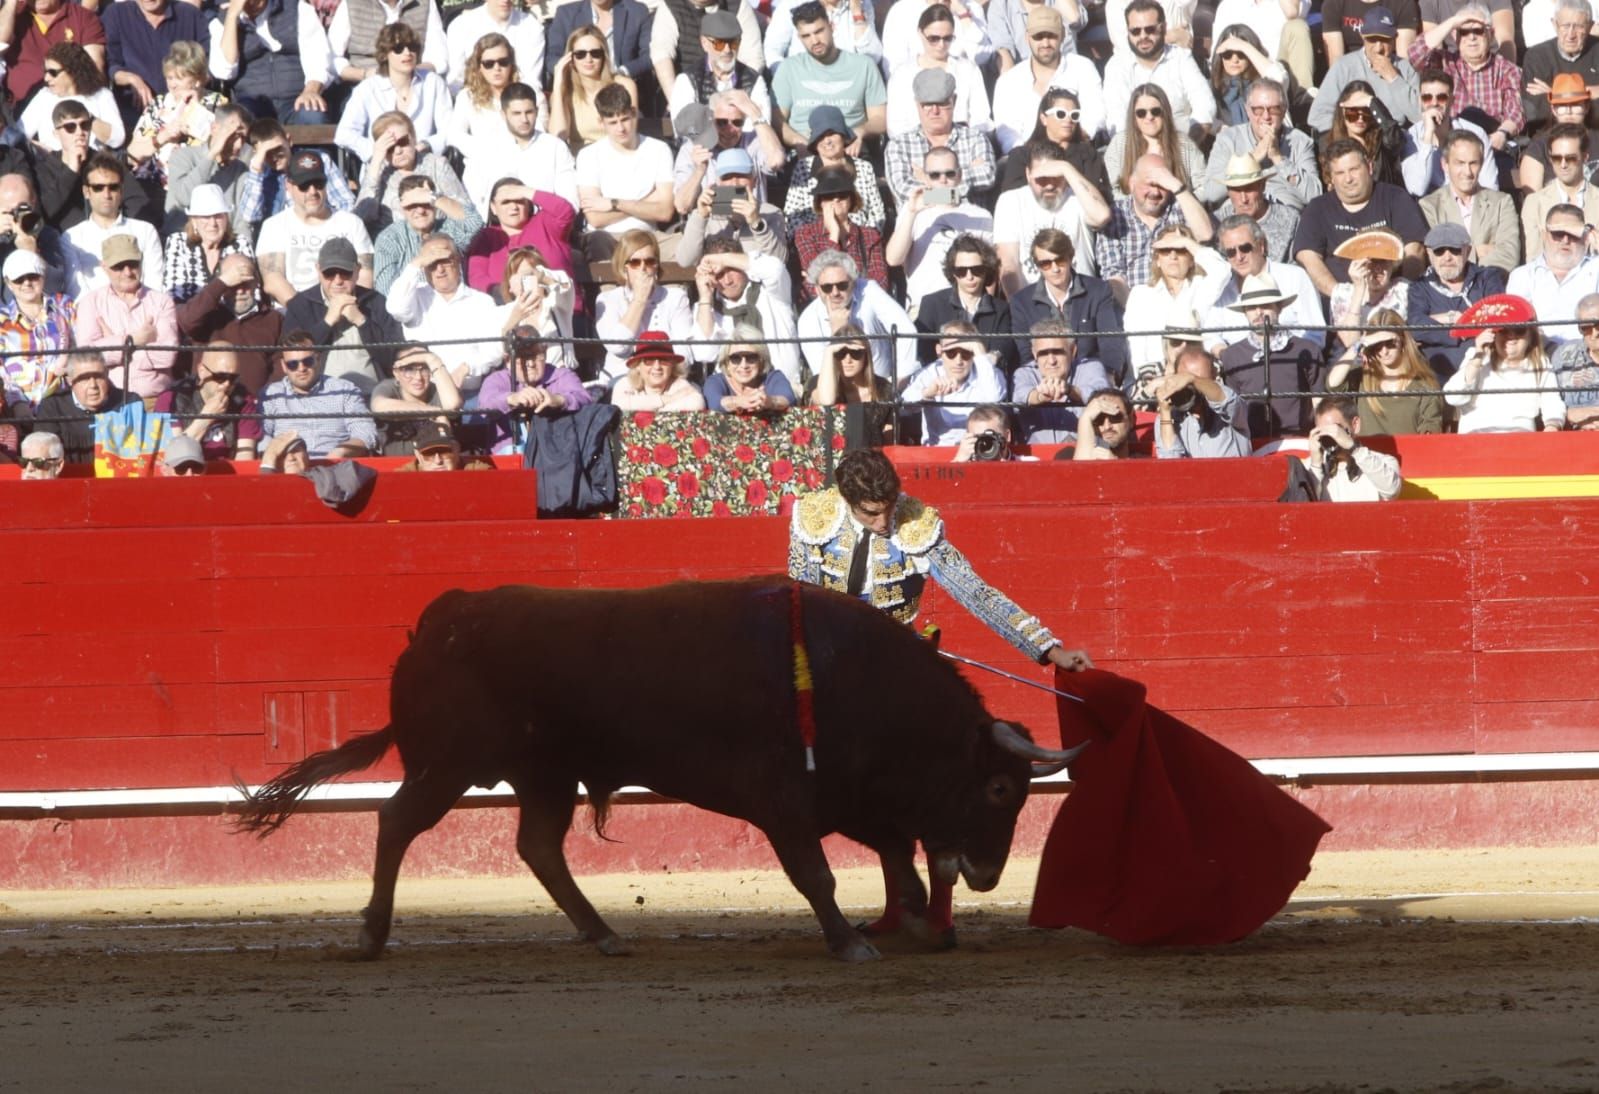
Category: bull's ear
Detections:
[{"x1": 990, "y1": 721, "x2": 1087, "y2": 765}]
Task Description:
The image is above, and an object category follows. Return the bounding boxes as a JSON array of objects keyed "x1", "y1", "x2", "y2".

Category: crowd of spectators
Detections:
[{"x1": 3, "y1": 0, "x2": 1599, "y2": 482}]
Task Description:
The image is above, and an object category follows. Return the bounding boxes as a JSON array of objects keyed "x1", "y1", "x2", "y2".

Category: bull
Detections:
[{"x1": 236, "y1": 578, "x2": 1081, "y2": 962}]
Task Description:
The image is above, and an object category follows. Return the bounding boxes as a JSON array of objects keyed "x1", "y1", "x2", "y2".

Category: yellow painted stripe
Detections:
[{"x1": 1404, "y1": 475, "x2": 1599, "y2": 500}]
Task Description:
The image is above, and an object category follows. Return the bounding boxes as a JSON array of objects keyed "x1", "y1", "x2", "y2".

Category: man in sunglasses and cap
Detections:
[
  {"x1": 1406, "y1": 220, "x2": 1507, "y2": 379},
  {"x1": 1202, "y1": 214, "x2": 1325, "y2": 355},
  {"x1": 991, "y1": 5, "x2": 1105, "y2": 150},
  {"x1": 672, "y1": 94, "x2": 785, "y2": 215},
  {"x1": 282, "y1": 237, "x2": 404, "y2": 391},
  {"x1": 158, "y1": 434, "x2": 209, "y2": 477},
  {"x1": 257, "y1": 149, "x2": 374, "y2": 306},
  {"x1": 1311, "y1": 6, "x2": 1422, "y2": 132}
]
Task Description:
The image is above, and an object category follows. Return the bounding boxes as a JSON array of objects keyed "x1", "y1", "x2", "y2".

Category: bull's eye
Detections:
[{"x1": 985, "y1": 776, "x2": 1015, "y2": 805}]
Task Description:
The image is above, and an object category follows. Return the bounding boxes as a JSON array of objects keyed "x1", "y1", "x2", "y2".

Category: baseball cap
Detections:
[
  {"x1": 3, "y1": 248, "x2": 47, "y2": 281},
  {"x1": 411, "y1": 421, "x2": 459, "y2": 451},
  {"x1": 1360, "y1": 6, "x2": 1397, "y2": 37},
  {"x1": 673, "y1": 102, "x2": 719, "y2": 151},
  {"x1": 317, "y1": 237, "x2": 359, "y2": 273},
  {"x1": 714, "y1": 147, "x2": 755, "y2": 180},
  {"x1": 1026, "y1": 6, "x2": 1064, "y2": 35},
  {"x1": 162, "y1": 434, "x2": 205, "y2": 472},
  {"x1": 287, "y1": 149, "x2": 327, "y2": 186}
]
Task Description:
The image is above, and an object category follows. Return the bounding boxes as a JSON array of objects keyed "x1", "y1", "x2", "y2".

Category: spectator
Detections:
[
  {"x1": 1202, "y1": 214, "x2": 1326, "y2": 354},
  {"x1": 1521, "y1": 0, "x2": 1599, "y2": 135},
  {"x1": 2, "y1": 0, "x2": 107, "y2": 106},
  {"x1": 1104, "y1": 83, "x2": 1206, "y2": 201},
  {"x1": 176, "y1": 253, "x2": 284, "y2": 394},
  {"x1": 62, "y1": 154, "x2": 163, "y2": 295},
  {"x1": 665, "y1": 10, "x2": 769, "y2": 125},
  {"x1": 1125, "y1": 224, "x2": 1228, "y2": 397},
  {"x1": 496, "y1": 246, "x2": 578, "y2": 370},
  {"x1": 1310, "y1": 7, "x2": 1421, "y2": 132},
  {"x1": 164, "y1": 104, "x2": 253, "y2": 234},
  {"x1": 991, "y1": 7, "x2": 1105, "y2": 152},
  {"x1": 679, "y1": 146, "x2": 788, "y2": 266},
  {"x1": 1206, "y1": 24, "x2": 1290, "y2": 128},
  {"x1": 1322, "y1": 81, "x2": 1407, "y2": 187},
  {"x1": 880, "y1": 0, "x2": 992, "y2": 75},
  {"x1": 373, "y1": 173, "x2": 484, "y2": 294},
  {"x1": 994, "y1": 142, "x2": 1112, "y2": 295},
  {"x1": 1012, "y1": 318, "x2": 1109, "y2": 443},
  {"x1": 550, "y1": 23, "x2": 638, "y2": 152},
  {"x1": 463, "y1": 82, "x2": 578, "y2": 216},
  {"x1": 1201, "y1": 78, "x2": 1321, "y2": 211},
  {"x1": 805, "y1": 321, "x2": 893, "y2": 422},
  {"x1": 125, "y1": 41, "x2": 227, "y2": 188},
  {"x1": 951, "y1": 404, "x2": 1028, "y2": 462},
  {"x1": 74, "y1": 234, "x2": 179, "y2": 404},
  {"x1": 329, "y1": 0, "x2": 448, "y2": 85},
  {"x1": 1508, "y1": 202, "x2": 1599, "y2": 345},
  {"x1": 449, "y1": 35, "x2": 529, "y2": 167},
  {"x1": 996, "y1": 90, "x2": 1114, "y2": 203},
  {"x1": 1296, "y1": 394, "x2": 1405, "y2": 500},
  {"x1": 884, "y1": 4, "x2": 992, "y2": 139},
  {"x1": 795, "y1": 249, "x2": 918, "y2": 387},
  {"x1": 1401, "y1": 70, "x2": 1502, "y2": 196},
  {"x1": 282, "y1": 237, "x2": 404, "y2": 391},
  {"x1": 1520, "y1": 125, "x2": 1599, "y2": 250},
  {"x1": 1518, "y1": 73, "x2": 1599, "y2": 194},
  {"x1": 258, "y1": 331, "x2": 379, "y2": 457},
  {"x1": 18, "y1": 431, "x2": 65, "y2": 479},
  {"x1": 1104, "y1": 0, "x2": 1216, "y2": 140},
  {"x1": 703, "y1": 332, "x2": 796, "y2": 413},
  {"x1": 650, "y1": 0, "x2": 764, "y2": 100},
  {"x1": 1009, "y1": 227, "x2": 1127, "y2": 383},
  {"x1": 1096, "y1": 153, "x2": 1215, "y2": 306},
  {"x1": 610, "y1": 330, "x2": 706, "y2": 411},
  {"x1": 1153, "y1": 344, "x2": 1252, "y2": 458},
  {"x1": 1070, "y1": 387, "x2": 1139, "y2": 460},
  {"x1": 792, "y1": 166, "x2": 889, "y2": 302},
  {"x1": 1406, "y1": 5, "x2": 1523, "y2": 156},
  {"x1": 595, "y1": 230, "x2": 692, "y2": 386},
  {"x1": 257, "y1": 150, "x2": 375, "y2": 304},
  {"x1": 355, "y1": 111, "x2": 473, "y2": 232},
  {"x1": 154, "y1": 342, "x2": 264, "y2": 460},
  {"x1": 34, "y1": 351, "x2": 139, "y2": 464},
  {"x1": 20, "y1": 42, "x2": 124, "y2": 152},
  {"x1": 1551, "y1": 292, "x2": 1599, "y2": 428},
  {"x1": 1405, "y1": 221, "x2": 1507, "y2": 379},
  {"x1": 541, "y1": 0, "x2": 653, "y2": 89},
  {"x1": 260, "y1": 430, "x2": 310, "y2": 473},
  {"x1": 901, "y1": 323, "x2": 1006, "y2": 445},
  {"x1": 672, "y1": 95, "x2": 785, "y2": 214},
  {"x1": 1219, "y1": 271, "x2": 1326, "y2": 437},
  {"x1": 574, "y1": 83, "x2": 675, "y2": 262},
  {"x1": 445, "y1": 0, "x2": 543, "y2": 96},
  {"x1": 991, "y1": 0, "x2": 1087, "y2": 64},
  {"x1": 159, "y1": 434, "x2": 208, "y2": 476},
  {"x1": 883, "y1": 68, "x2": 996, "y2": 211},
  {"x1": 1293, "y1": 139, "x2": 1428, "y2": 297},
  {"x1": 1328, "y1": 229, "x2": 1411, "y2": 356},
  {"x1": 913, "y1": 234, "x2": 1014, "y2": 374},
  {"x1": 764, "y1": 0, "x2": 883, "y2": 70},
  {"x1": 1421, "y1": 0, "x2": 1515, "y2": 53},
  {"x1": 337, "y1": 23, "x2": 451, "y2": 166},
  {"x1": 35, "y1": 100, "x2": 96, "y2": 233},
  {"x1": 102, "y1": 0, "x2": 210, "y2": 119},
  {"x1": 406, "y1": 420, "x2": 471, "y2": 471},
  {"x1": 477, "y1": 326, "x2": 593, "y2": 453},
  {"x1": 464, "y1": 181, "x2": 577, "y2": 300},
  {"x1": 0, "y1": 248, "x2": 76, "y2": 406},
  {"x1": 1417, "y1": 128, "x2": 1518, "y2": 272},
  {"x1": 386, "y1": 233, "x2": 503, "y2": 394},
  {"x1": 1323, "y1": 307, "x2": 1446, "y2": 433},
  {"x1": 688, "y1": 236, "x2": 800, "y2": 385},
  {"x1": 370, "y1": 342, "x2": 462, "y2": 454},
  {"x1": 1208, "y1": 153, "x2": 1302, "y2": 263},
  {"x1": 236, "y1": 119, "x2": 358, "y2": 232},
  {"x1": 1444, "y1": 295, "x2": 1567, "y2": 431},
  {"x1": 781, "y1": 105, "x2": 885, "y2": 234},
  {"x1": 210, "y1": 0, "x2": 334, "y2": 125},
  {"x1": 163, "y1": 185, "x2": 253, "y2": 305},
  {"x1": 771, "y1": 1, "x2": 887, "y2": 147}
]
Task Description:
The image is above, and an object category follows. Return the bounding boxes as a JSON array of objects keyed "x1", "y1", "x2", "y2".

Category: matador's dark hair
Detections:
[{"x1": 835, "y1": 450, "x2": 901, "y2": 508}]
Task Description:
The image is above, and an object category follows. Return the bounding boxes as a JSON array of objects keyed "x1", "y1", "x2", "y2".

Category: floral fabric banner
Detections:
[{"x1": 615, "y1": 408, "x2": 843, "y2": 518}]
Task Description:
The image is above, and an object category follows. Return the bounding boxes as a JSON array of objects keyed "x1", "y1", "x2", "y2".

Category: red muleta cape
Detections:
[{"x1": 1029, "y1": 668, "x2": 1332, "y2": 945}]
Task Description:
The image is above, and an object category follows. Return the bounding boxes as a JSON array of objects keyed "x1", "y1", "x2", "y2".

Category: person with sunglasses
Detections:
[
  {"x1": 993, "y1": 143, "x2": 1111, "y2": 299},
  {"x1": 1444, "y1": 293, "x2": 1567, "y2": 432},
  {"x1": 369, "y1": 342, "x2": 462, "y2": 454},
  {"x1": 1521, "y1": 0, "x2": 1599, "y2": 135},
  {"x1": 1105, "y1": 0, "x2": 1216, "y2": 144},
  {"x1": 550, "y1": 24, "x2": 637, "y2": 153},
  {"x1": 991, "y1": 9, "x2": 1105, "y2": 154},
  {"x1": 158, "y1": 434, "x2": 210, "y2": 476},
  {"x1": 1104, "y1": 82, "x2": 1206, "y2": 201},
  {"x1": 795, "y1": 249, "x2": 918, "y2": 387},
  {"x1": 1415, "y1": 128, "x2": 1517, "y2": 272},
  {"x1": 1519, "y1": 124, "x2": 1599, "y2": 257},
  {"x1": 60, "y1": 154, "x2": 163, "y2": 297},
  {"x1": 337, "y1": 23, "x2": 451, "y2": 165},
  {"x1": 663, "y1": 10, "x2": 769, "y2": 130},
  {"x1": 257, "y1": 150, "x2": 375, "y2": 305},
  {"x1": 997, "y1": 90, "x2": 1111, "y2": 204},
  {"x1": 1218, "y1": 270, "x2": 1327, "y2": 437},
  {"x1": 885, "y1": 4, "x2": 992, "y2": 140},
  {"x1": 806, "y1": 322, "x2": 893, "y2": 421},
  {"x1": 1069, "y1": 387, "x2": 1141, "y2": 460},
  {"x1": 236, "y1": 118, "x2": 359, "y2": 233},
  {"x1": 16, "y1": 431, "x2": 65, "y2": 479},
  {"x1": 1508, "y1": 202, "x2": 1599, "y2": 344},
  {"x1": 688, "y1": 233, "x2": 802, "y2": 386},
  {"x1": 451, "y1": 34, "x2": 541, "y2": 169},
  {"x1": 0, "y1": 248, "x2": 75, "y2": 406},
  {"x1": 1009, "y1": 227, "x2": 1127, "y2": 383},
  {"x1": 883, "y1": 67, "x2": 996, "y2": 211},
  {"x1": 153, "y1": 343, "x2": 263, "y2": 461},
  {"x1": 1518, "y1": 72, "x2": 1599, "y2": 197},
  {"x1": 1201, "y1": 78, "x2": 1320, "y2": 210},
  {"x1": 672, "y1": 93, "x2": 784, "y2": 217},
  {"x1": 1405, "y1": 220, "x2": 1506, "y2": 379},
  {"x1": 1310, "y1": 7, "x2": 1421, "y2": 134},
  {"x1": 912, "y1": 234, "x2": 1015, "y2": 373},
  {"x1": 281, "y1": 237, "x2": 403, "y2": 389},
  {"x1": 541, "y1": 0, "x2": 654, "y2": 88},
  {"x1": 1400, "y1": 69, "x2": 1504, "y2": 199},
  {"x1": 990, "y1": 0, "x2": 1087, "y2": 69},
  {"x1": 1011, "y1": 317, "x2": 1108, "y2": 443},
  {"x1": 1201, "y1": 214, "x2": 1326, "y2": 356},
  {"x1": 19, "y1": 41, "x2": 123, "y2": 153},
  {"x1": 356, "y1": 111, "x2": 473, "y2": 233},
  {"x1": 176, "y1": 253, "x2": 285, "y2": 395},
  {"x1": 900, "y1": 322, "x2": 1005, "y2": 445},
  {"x1": 879, "y1": 0, "x2": 993, "y2": 76},
  {"x1": 1407, "y1": 5, "x2": 1523, "y2": 159},
  {"x1": 885, "y1": 148, "x2": 994, "y2": 312},
  {"x1": 329, "y1": 0, "x2": 447, "y2": 87},
  {"x1": 594, "y1": 229, "x2": 692, "y2": 387},
  {"x1": 703, "y1": 331, "x2": 795, "y2": 414},
  {"x1": 649, "y1": 0, "x2": 763, "y2": 101},
  {"x1": 73, "y1": 233, "x2": 179, "y2": 405},
  {"x1": 31, "y1": 100, "x2": 95, "y2": 234},
  {"x1": 258, "y1": 331, "x2": 378, "y2": 457},
  {"x1": 1323, "y1": 306, "x2": 1444, "y2": 433},
  {"x1": 210, "y1": 0, "x2": 335, "y2": 126},
  {"x1": 445, "y1": 0, "x2": 544, "y2": 98},
  {"x1": 1, "y1": 0, "x2": 106, "y2": 107}
]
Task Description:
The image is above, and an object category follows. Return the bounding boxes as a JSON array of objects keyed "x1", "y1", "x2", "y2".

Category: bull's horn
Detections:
[
  {"x1": 1030, "y1": 743, "x2": 1089, "y2": 779},
  {"x1": 991, "y1": 721, "x2": 1089, "y2": 766}
]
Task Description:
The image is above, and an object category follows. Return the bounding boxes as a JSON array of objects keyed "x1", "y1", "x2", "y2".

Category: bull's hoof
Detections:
[
  {"x1": 354, "y1": 927, "x2": 386, "y2": 961},
  {"x1": 832, "y1": 935, "x2": 882, "y2": 963},
  {"x1": 594, "y1": 934, "x2": 631, "y2": 957}
]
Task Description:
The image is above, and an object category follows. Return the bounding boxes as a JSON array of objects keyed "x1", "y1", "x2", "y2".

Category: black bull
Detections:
[{"x1": 236, "y1": 578, "x2": 1080, "y2": 961}]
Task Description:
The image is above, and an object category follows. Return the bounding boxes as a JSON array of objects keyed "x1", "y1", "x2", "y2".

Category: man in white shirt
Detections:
[
  {"x1": 1297, "y1": 396, "x2": 1404, "y2": 501},
  {"x1": 1201, "y1": 213, "x2": 1325, "y2": 354},
  {"x1": 1507, "y1": 202, "x2": 1599, "y2": 345},
  {"x1": 445, "y1": 0, "x2": 543, "y2": 94},
  {"x1": 574, "y1": 83, "x2": 676, "y2": 259},
  {"x1": 385, "y1": 233, "x2": 504, "y2": 392},
  {"x1": 210, "y1": 0, "x2": 335, "y2": 124},
  {"x1": 329, "y1": 0, "x2": 449, "y2": 85},
  {"x1": 884, "y1": 147, "x2": 994, "y2": 308},
  {"x1": 993, "y1": 144, "x2": 1111, "y2": 294},
  {"x1": 62, "y1": 154, "x2": 163, "y2": 296},
  {"x1": 689, "y1": 234, "x2": 802, "y2": 385},
  {"x1": 256, "y1": 150, "x2": 375, "y2": 303},
  {"x1": 991, "y1": 5, "x2": 1105, "y2": 150},
  {"x1": 764, "y1": 0, "x2": 883, "y2": 69},
  {"x1": 796, "y1": 248, "x2": 919, "y2": 384},
  {"x1": 1104, "y1": 0, "x2": 1215, "y2": 139},
  {"x1": 465, "y1": 82, "x2": 578, "y2": 216}
]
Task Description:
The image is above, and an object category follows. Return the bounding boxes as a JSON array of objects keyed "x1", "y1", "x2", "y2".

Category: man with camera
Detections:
[
  {"x1": 1297, "y1": 396, "x2": 1403, "y2": 501},
  {"x1": 0, "y1": 172, "x2": 68, "y2": 305},
  {"x1": 952, "y1": 404, "x2": 1038, "y2": 463},
  {"x1": 1154, "y1": 346, "x2": 1252, "y2": 459}
]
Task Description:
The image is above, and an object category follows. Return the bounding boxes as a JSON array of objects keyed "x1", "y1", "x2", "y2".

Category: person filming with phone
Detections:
[{"x1": 678, "y1": 147, "x2": 787, "y2": 266}]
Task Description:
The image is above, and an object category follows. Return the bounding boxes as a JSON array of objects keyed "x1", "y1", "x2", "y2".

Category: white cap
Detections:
[
  {"x1": 186, "y1": 184, "x2": 231, "y2": 218},
  {"x1": 2, "y1": 249, "x2": 47, "y2": 282}
]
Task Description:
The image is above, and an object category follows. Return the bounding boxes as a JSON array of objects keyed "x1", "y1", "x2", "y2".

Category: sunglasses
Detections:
[
  {"x1": 1154, "y1": 246, "x2": 1189, "y2": 256},
  {"x1": 1030, "y1": 31, "x2": 1060, "y2": 41},
  {"x1": 206, "y1": 371, "x2": 239, "y2": 382},
  {"x1": 108, "y1": 260, "x2": 140, "y2": 272},
  {"x1": 43, "y1": 66, "x2": 63, "y2": 77},
  {"x1": 282, "y1": 356, "x2": 317, "y2": 371},
  {"x1": 20, "y1": 456, "x2": 61, "y2": 470},
  {"x1": 1363, "y1": 339, "x2": 1399, "y2": 354},
  {"x1": 56, "y1": 119, "x2": 88, "y2": 133},
  {"x1": 1034, "y1": 255, "x2": 1066, "y2": 271},
  {"x1": 1041, "y1": 107, "x2": 1080, "y2": 121},
  {"x1": 1221, "y1": 242, "x2": 1255, "y2": 259},
  {"x1": 1095, "y1": 411, "x2": 1127, "y2": 424},
  {"x1": 714, "y1": 117, "x2": 742, "y2": 128},
  {"x1": 626, "y1": 255, "x2": 659, "y2": 268},
  {"x1": 479, "y1": 55, "x2": 512, "y2": 68},
  {"x1": 834, "y1": 346, "x2": 867, "y2": 361},
  {"x1": 1429, "y1": 245, "x2": 1465, "y2": 257},
  {"x1": 952, "y1": 263, "x2": 987, "y2": 279},
  {"x1": 923, "y1": 32, "x2": 955, "y2": 43},
  {"x1": 940, "y1": 347, "x2": 974, "y2": 361},
  {"x1": 727, "y1": 351, "x2": 762, "y2": 365},
  {"x1": 1581, "y1": 322, "x2": 1599, "y2": 336},
  {"x1": 169, "y1": 462, "x2": 205, "y2": 476},
  {"x1": 1134, "y1": 106, "x2": 1164, "y2": 119},
  {"x1": 1420, "y1": 91, "x2": 1451, "y2": 104},
  {"x1": 1342, "y1": 107, "x2": 1374, "y2": 121},
  {"x1": 926, "y1": 169, "x2": 959, "y2": 181},
  {"x1": 402, "y1": 202, "x2": 434, "y2": 213},
  {"x1": 1457, "y1": 25, "x2": 1488, "y2": 36},
  {"x1": 572, "y1": 47, "x2": 605, "y2": 60},
  {"x1": 1128, "y1": 24, "x2": 1162, "y2": 36},
  {"x1": 1551, "y1": 228, "x2": 1587, "y2": 244},
  {"x1": 707, "y1": 38, "x2": 738, "y2": 51},
  {"x1": 1550, "y1": 153, "x2": 1582, "y2": 165},
  {"x1": 1218, "y1": 50, "x2": 1244, "y2": 61},
  {"x1": 425, "y1": 257, "x2": 458, "y2": 272},
  {"x1": 818, "y1": 280, "x2": 851, "y2": 294},
  {"x1": 88, "y1": 182, "x2": 122, "y2": 193},
  {"x1": 390, "y1": 44, "x2": 418, "y2": 54}
]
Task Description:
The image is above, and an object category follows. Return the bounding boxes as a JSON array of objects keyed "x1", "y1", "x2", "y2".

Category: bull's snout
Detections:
[{"x1": 958, "y1": 855, "x2": 1004, "y2": 892}]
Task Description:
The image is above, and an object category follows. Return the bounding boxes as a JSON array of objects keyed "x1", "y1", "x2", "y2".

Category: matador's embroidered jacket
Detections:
[{"x1": 787, "y1": 487, "x2": 1061, "y2": 662}]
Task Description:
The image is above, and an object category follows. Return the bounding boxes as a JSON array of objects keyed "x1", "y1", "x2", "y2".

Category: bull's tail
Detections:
[{"x1": 233, "y1": 727, "x2": 395, "y2": 837}]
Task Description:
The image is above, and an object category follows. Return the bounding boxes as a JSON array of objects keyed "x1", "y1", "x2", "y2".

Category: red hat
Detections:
[
  {"x1": 628, "y1": 331, "x2": 684, "y2": 364},
  {"x1": 1450, "y1": 294, "x2": 1538, "y2": 340}
]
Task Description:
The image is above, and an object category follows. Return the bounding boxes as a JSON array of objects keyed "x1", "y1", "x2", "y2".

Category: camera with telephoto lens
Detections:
[
  {"x1": 972, "y1": 429, "x2": 1009, "y2": 461},
  {"x1": 1168, "y1": 384, "x2": 1201, "y2": 422},
  {"x1": 1318, "y1": 433, "x2": 1340, "y2": 478},
  {"x1": 0, "y1": 202, "x2": 41, "y2": 246}
]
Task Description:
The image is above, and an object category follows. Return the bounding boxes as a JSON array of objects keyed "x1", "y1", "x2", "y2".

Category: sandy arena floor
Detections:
[{"x1": 2, "y1": 847, "x2": 1597, "y2": 1094}]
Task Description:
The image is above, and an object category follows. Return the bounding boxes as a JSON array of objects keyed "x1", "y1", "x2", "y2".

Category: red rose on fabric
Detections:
[
  {"x1": 634, "y1": 412, "x2": 655, "y2": 427},
  {"x1": 692, "y1": 437, "x2": 711, "y2": 458},
  {"x1": 771, "y1": 459, "x2": 793, "y2": 483},
  {"x1": 676, "y1": 472, "x2": 700, "y2": 498},
  {"x1": 628, "y1": 504, "x2": 643, "y2": 517},
  {"x1": 791, "y1": 426, "x2": 813, "y2": 445},
  {"x1": 627, "y1": 445, "x2": 648, "y2": 462},
  {"x1": 759, "y1": 443, "x2": 772, "y2": 455},
  {"x1": 803, "y1": 467, "x2": 823, "y2": 489},
  {"x1": 628, "y1": 482, "x2": 642, "y2": 497},
  {"x1": 746, "y1": 480, "x2": 769, "y2": 507},
  {"x1": 735, "y1": 444, "x2": 756, "y2": 462},
  {"x1": 831, "y1": 434, "x2": 846, "y2": 450},
  {"x1": 712, "y1": 501, "x2": 733, "y2": 517},
  {"x1": 641, "y1": 476, "x2": 668, "y2": 505},
  {"x1": 653, "y1": 444, "x2": 678, "y2": 468}
]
